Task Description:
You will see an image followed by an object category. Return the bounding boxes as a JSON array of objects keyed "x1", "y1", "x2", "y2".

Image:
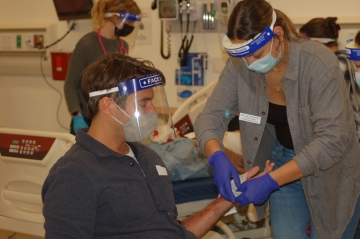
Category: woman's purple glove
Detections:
[
  {"x1": 235, "y1": 173, "x2": 279, "y2": 206},
  {"x1": 208, "y1": 150, "x2": 241, "y2": 203}
]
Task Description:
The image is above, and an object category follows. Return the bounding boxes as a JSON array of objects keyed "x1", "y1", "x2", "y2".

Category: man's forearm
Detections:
[{"x1": 181, "y1": 197, "x2": 234, "y2": 238}]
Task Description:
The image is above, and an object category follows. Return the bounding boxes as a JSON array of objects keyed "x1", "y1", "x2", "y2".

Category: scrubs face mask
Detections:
[
  {"x1": 243, "y1": 38, "x2": 282, "y2": 74},
  {"x1": 89, "y1": 73, "x2": 175, "y2": 142},
  {"x1": 355, "y1": 72, "x2": 360, "y2": 87},
  {"x1": 104, "y1": 12, "x2": 141, "y2": 37},
  {"x1": 114, "y1": 23, "x2": 134, "y2": 37}
]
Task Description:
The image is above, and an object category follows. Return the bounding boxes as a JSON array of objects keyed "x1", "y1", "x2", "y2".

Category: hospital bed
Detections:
[
  {"x1": 172, "y1": 80, "x2": 219, "y2": 221},
  {"x1": 0, "y1": 127, "x2": 75, "y2": 237},
  {"x1": 171, "y1": 80, "x2": 273, "y2": 239}
]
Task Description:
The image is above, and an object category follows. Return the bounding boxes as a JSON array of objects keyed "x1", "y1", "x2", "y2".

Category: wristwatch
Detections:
[{"x1": 72, "y1": 111, "x2": 82, "y2": 117}]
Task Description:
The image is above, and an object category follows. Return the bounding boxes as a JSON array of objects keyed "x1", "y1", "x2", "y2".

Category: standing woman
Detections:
[
  {"x1": 64, "y1": 0, "x2": 141, "y2": 135},
  {"x1": 194, "y1": 0, "x2": 360, "y2": 238},
  {"x1": 299, "y1": 17, "x2": 360, "y2": 141}
]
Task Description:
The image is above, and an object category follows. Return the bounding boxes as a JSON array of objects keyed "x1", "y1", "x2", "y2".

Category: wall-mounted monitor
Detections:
[{"x1": 53, "y1": 0, "x2": 94, "y2": 21}]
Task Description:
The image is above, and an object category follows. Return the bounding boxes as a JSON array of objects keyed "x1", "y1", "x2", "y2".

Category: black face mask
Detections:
[{"x1": 114, "y1": 23, "x2": 134, "y2": 37}]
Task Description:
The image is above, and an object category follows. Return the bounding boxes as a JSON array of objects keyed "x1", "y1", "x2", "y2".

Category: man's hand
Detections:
[
  {"x1": 235, "y1": 173, "x2": 279, "y2": 206},
  {"x1": 246, "y1": 160, "x2": 275, "y2": 179}
]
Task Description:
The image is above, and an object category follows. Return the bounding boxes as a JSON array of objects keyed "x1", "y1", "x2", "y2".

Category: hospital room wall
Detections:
[{"x1": 0, "y1": 0, "x2": 359, "y2": 133}]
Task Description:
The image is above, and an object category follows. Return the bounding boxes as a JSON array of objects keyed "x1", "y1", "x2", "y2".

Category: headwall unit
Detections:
[{"x1": 0, "y1": 24, "x2": 57, "y2": 57}]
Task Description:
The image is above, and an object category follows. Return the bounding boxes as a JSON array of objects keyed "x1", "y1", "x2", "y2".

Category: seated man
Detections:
[{"x1": 42, "y1": 52, "x2": 238, "y2": 238}]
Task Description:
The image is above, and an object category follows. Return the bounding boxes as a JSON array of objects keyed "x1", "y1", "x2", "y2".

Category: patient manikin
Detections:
[
  {"x1": 145, "y1": 122, "x2": 211, "y2": 181},
  {"x1": 145, "y1": 118, "x2": 244, "y2": 181}
]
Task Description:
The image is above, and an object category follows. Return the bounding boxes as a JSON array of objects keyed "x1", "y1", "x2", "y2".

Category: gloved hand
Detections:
[
  {"x1": 235, "y1": 173, "x2": 279, "y2": 206},
  {"x1": 208, "y1": 150, "x2": 241, "y2": 203},
  {"x1": 72, "y1": 115, "x2": 89, "y2": 134}
]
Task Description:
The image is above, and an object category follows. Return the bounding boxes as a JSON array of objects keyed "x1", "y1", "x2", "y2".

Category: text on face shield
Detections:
[
  {"x1": 139, "y1": 75, "x2": 162, "y2": 89},
  {"x1": 230, "y1": 45, "x2": 250, "y2": 53}
]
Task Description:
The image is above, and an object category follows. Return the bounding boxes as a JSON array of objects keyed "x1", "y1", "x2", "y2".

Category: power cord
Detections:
[
  {"x1": 40, "y1": 49, "x2": 69, "y2": 131},
  {"x1": 42, "y1": 22, "x2": 76, "y2": 50},
  {"x1": 160, "y1": 20, "x2": 171, "y2": 59},
  {"x1": 7, "y1": 232, "x2": 16, "y2": 238},
  {"x1": 37, "y1": 22, "x2": 77, "y2": 131}
]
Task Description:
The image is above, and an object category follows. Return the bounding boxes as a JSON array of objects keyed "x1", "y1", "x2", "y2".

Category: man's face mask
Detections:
[
  {"x1": 243, "y1": 38, "x2": 282, "y2": 74},
  {"x1": 111, "y1": 100, "x2": 158, "y2": 142},
  {"x1": 115, "y1": 23, "x2": 135, "y2": 37}
]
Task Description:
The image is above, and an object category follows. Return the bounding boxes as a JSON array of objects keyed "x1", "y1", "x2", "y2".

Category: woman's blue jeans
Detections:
[{"x1": 269, "y1": 140, "x2": 360, "y2": 239}]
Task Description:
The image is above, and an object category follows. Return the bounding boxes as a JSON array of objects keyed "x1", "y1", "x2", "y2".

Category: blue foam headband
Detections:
[
  {"x1": 118, "y1": 73, "x2": 163, "y2": 96},
  {"x1": 222, "y1": 10, "x2": 277, "y2": 57},
  {"x1": 89, "y1": 73, "x2": 163, "y2": 97},
  {"x1": 118, "y1": 12, "x2": 141, "y2": 21},
  {"x1": 104, "y1": 12, "x2": 141, "y2": 21}
]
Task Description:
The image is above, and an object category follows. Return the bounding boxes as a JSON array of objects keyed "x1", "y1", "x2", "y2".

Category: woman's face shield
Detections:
[
  {"x1": 300, "y1": 36, "x2": 335, "y2": 44},
  {"x1": 89, "y1": 73, "x2": 175, "y2": 142},
  {"x1": 222, "y1": 10, "x2": 277, "y2": 58}
]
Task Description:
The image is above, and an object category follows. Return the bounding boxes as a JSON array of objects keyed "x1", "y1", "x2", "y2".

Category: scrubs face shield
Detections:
[
  {"x1": 89, "y1": 73, "x2": 175, "y2": 142},
  {"x1": 222, "y1": 10, "x2": 277, "y2": 58},
  {"x1": 345, "y1": 41, "x2": 360, "y2": 87},
  {"x1": 105, "y1": 12, "x2": 141, "y2": 37},
  {"x1": 301, "y1": 36, "x2": 335, "y2": 43}
]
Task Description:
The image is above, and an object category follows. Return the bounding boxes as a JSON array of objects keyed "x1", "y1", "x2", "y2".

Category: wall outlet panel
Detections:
[
  {"x1": 0, "y1": 31, "x2": 45, "y2": 51},
  {"x1": 0, "y1": 24, "x2": 57, "y2": 57}
]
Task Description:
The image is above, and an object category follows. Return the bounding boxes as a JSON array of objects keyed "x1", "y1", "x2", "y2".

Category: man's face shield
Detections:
[
  {"x1": 89, "y1": 73, "x2": 175, "y2": 142},
  {"x1": 222, "y1": 10, "x2": 277, "y2": 58}
]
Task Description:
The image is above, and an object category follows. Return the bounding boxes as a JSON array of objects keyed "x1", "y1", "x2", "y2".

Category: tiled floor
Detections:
[{"x1": 0, "y1": 229, "x2": 43, "y2": 239}]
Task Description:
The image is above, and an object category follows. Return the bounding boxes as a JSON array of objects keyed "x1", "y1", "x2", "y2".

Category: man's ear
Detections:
[{"x1": 99, "y1": 97, "x2": 113, "y2": 115}]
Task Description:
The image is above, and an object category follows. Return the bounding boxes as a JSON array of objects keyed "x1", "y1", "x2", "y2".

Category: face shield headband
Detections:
[
  {"x1": 301, "y1": 36, "x2": 335, "y2": 43},
  {"x1": 89, "y1": 73, "x2": 163, "y2": 98},
  {"x1": 345, "y1": 41, "x2": 360, "y2": 61},
  {"x1": 222, "y1": 10, "x2": 277, "y2": 57},
  {"x1": 105, "y1": 12, "x2": 141, "y2": 25}
]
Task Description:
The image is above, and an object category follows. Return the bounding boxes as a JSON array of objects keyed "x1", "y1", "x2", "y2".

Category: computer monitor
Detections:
[{"x1": 53, "y1": 0, "x2": 94, "y2": 21}]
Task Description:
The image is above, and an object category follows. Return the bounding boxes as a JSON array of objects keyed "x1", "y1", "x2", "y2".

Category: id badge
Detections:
[{"x1": 239, "y1": 113, "x2": 261, "y2": 124}]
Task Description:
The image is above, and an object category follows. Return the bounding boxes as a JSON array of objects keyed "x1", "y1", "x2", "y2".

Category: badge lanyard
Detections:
[{"x1": 97, "y1": 29, "x2": 127, "y2": 55}]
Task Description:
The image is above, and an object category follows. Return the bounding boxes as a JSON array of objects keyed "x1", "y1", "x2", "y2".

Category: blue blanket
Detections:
[{"x1": 145, "y1": 137, "x2": 212, "y2": 181}]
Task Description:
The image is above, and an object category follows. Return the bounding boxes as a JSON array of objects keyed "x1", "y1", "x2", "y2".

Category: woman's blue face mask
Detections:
[
  {"x1": 243, "y1": 38, "x2": 282, "y2": 74},
  {"x1": 355, "y1": 72, "x2": 360, "y2": 87}
]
